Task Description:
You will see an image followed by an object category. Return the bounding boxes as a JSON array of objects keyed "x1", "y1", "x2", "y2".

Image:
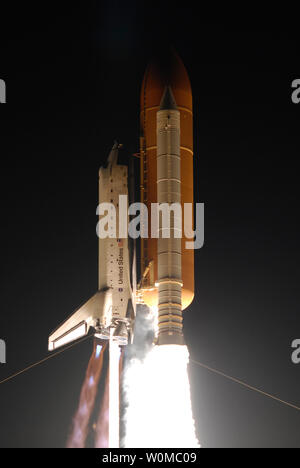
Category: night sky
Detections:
[{"x1": 0, "y1": 4, "x2": 300, "y2": 448}]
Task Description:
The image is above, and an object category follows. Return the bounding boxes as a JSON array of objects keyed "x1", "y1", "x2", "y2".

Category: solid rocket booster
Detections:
[{"x1": 156, "y1": 87, "x2": 184, "y2": 345}]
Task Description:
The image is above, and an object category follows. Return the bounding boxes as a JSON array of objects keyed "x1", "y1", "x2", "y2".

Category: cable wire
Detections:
[
  {"x1": 190, "y1": 358, "x2": 300, "y2": 412},
  {"x1": 1, "y1": 335, "x2": 299, "y2": 414},
  {"x1": 0, "y1": 334, "x2": 93, "y2": 386}
]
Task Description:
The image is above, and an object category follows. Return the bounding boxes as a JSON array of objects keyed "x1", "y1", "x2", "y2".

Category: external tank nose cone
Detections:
[{"x1": 140, "y1": 48, "x2": 192, "y2": 112}]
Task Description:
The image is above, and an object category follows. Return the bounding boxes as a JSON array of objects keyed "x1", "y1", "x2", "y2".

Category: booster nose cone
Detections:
[{"x1": 159, "y1": 86, "x2": 178, "y2": 110}]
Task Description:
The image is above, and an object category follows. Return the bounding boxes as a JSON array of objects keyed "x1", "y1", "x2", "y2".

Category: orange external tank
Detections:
[{"x1": 139, "y1": 49, "x2": 194, "y2": 311}]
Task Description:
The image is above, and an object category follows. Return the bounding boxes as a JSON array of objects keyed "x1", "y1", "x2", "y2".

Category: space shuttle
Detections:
[
  {"x1": 48, "y1": 49, "x2": 195, "y2": 351},
  {"x1": 48, "y1": 143, "x2": 135, "y2": 351}
]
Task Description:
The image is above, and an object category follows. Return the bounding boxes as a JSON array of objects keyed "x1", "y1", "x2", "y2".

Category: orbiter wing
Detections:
[{"x1": 48, "y1": 289, "x2": 112, "y2": 350}]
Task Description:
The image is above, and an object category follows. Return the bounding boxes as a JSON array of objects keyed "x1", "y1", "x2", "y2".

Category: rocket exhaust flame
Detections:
[
  {"x1": 95, "y1": 364, "x2": 109, "y2": 448},
  {"x1": 108, "y1": 338, "x2": 121, "y2": 448},
  {"x1": 123, "y1": 344, "x2": 199, "y2": 448},
  {"x1": 67, "y1": 341, "x2": 106, "y2": 448},
  {"x1": 94, "y1": 340, "x2": 122, "y2": 448}
]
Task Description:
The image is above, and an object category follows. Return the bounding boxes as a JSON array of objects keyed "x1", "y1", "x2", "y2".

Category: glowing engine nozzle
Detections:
[
  {"x1": 112, "y1": 321, "x2": 128, "y2": 346},
  {"x1": 157, "y1": 330, "x2": 185, "y2": 346}
]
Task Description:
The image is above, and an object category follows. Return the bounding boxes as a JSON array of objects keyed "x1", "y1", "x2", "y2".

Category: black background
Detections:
[{"x1": 0, "y1": 3, "x2": 300, "y2": 448}]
